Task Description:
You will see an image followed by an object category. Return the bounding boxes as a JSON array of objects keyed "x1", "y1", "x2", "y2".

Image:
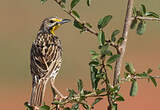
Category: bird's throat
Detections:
[{"x1": 50, "y1": 25, "x2": 60, "y2": 35}]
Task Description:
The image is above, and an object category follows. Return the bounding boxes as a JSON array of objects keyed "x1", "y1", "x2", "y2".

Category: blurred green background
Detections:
[{"x1": 1, "y1": 0, "x2": 160, "y2": 109}]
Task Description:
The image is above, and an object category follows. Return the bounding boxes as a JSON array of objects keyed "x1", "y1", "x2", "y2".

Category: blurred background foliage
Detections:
[{"x1": 0, "y1": 0, "x2": 160, "y2": 109}]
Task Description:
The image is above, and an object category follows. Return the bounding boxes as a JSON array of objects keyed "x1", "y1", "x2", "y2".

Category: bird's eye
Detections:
[{"x1": 49, "y1": 20, "x2": 54, "y2": 23}]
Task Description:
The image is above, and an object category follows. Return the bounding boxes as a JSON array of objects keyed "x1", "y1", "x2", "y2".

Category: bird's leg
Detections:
[{"x1": 50, "y1": 78, "x2": 66, "y2": 99}]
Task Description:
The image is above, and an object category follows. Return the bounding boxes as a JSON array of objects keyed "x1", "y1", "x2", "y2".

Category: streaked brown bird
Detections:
[{"x1": 29, "y1": 17, "x2": 70, "y2": 107}]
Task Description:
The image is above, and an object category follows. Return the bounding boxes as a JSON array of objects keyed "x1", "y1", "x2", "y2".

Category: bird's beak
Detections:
[{"x1": 58, "y1": 19, "x2": 71, "y2": 24}]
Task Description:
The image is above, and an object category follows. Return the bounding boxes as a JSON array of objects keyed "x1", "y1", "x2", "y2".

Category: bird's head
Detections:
[{"x1": 40, "y1": 17, "x2": 71, "y2": 35}]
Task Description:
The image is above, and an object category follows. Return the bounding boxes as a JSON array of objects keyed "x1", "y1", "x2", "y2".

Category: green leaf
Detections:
[
  {"x1": 130, "y1": 19, "x2": 137, "y2": 29},
  {"x1": 77, "y1": 79, "x2": 83, "y2": 92},
  {"x1": 90, "y1": 50, "x2": 99, "y2": 60},
  {"x1": 111, "y1": 30, "x2": 120, "y2": 42},
  {"x1": 91, "y1": 98, "x2": 103, "y2": 108},
  {"x1": 130, "y1": 80, "x2": 138, "y2": 96},
  {"x1": 106, "y1": 64, "x2": 113, "y2": 70},
  {"x1": 125, "y1": 63, "x2": 135, "y2": 74},
  {"x1": 141, "y1": 4, "x2": 146, "y2": 15},
  {"x1": 82, "y1": 103, "x2": 89, "y2": 110},
  {"x1": 117, "y1": 37, "x2": 124, "y2": 45},
  {"x1": 96, "y1": 88, "x2": 106, "y2": 95},
  {"x1": 71, "y1": 0, "x2": 80, "y2": 9},
  {"x1": 112, "y1": 104, "x2": 117, "y2": 110},
  {"x1": 87, "y1": 0, "x2": 92, "y2": 6},
  {"x1": 86, "y1": 22, "x2": 92, "y2": 28},
  {"x1": 41, "y1": 0, "x2": 47, "y2": 4},
  {"x1": 147, "y1": 68, "x2": 152, "y2": 74},
  {"x1": 89, "y1": 60, "x2": 99, "y2": 66},
  {"x1": 71, "y1": 103, "x2": 79, "y2": 110},
  {"x1": 149, "y1": 76, "x2": 157, "y2": 87},
  {"x1": 100, "y1": 45, "x2": 110, "y2": 56},
  {"x1": 136, "y1": 72, "x2": 148, "y2": 78},
  {"x1": 24, "y1": 102, "x2": 33, "y2": 110},
  {"x1": 98, "y1": 15, "x2": 112, "y2": 29},
  {"x1": 68, "y1": 89, "x2": 77, "y2": 98},
  {"x1": 145, "y1": 12, "x2": 159, "y2": 18},
  {"x1": 90, "y1": 50, "x2": 97, "y2": 55},
  {"x1": 61, "y1": 0, "x2": 66, "y2": 3},
  {"x1": 116, "y1": 94, "x2": 125, "y2": 102},
  {"x1": 40, "y1": 105, "x2": 50, "y2": 110},
  {"x1": 72, "y1": 10, "x2": 80, "y2": 18},
  {"x1": 98, "y1": 31, "x2": 105, "y2": 46},
  {"x1": 90, "y1": 66, "x2": 99, "y2": 90},
  {"x1": 97, "y1": 18, "x2": 103, "y2": 29},
  {"x1": 136, "y1": 21, "x2": 146, "y2": 35},
  {"x1": 73, "y1": 20, "x2": 83, "y2": 29},
  {"x1": 107, "y1": 54, "x2": 120, "y2": 64}
]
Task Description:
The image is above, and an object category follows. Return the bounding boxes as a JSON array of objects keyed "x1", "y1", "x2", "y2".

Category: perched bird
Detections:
[{"x1": 29, "y1": 17, "x2": 70, "y2": 107}]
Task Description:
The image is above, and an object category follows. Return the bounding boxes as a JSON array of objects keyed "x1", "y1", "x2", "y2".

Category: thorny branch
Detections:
[{"x1": 113, "y1": 0, "x2": 134, "y2": 86}]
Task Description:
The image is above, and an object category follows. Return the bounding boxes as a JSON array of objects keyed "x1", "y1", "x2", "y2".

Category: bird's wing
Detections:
[{"x1": 30, "y1": 33, "x2": 62, "y2": 85}]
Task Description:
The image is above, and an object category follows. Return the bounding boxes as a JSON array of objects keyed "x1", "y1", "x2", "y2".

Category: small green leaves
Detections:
[
  {"x1": 100, "y1": 45, "x2": 110, "y2": 56},
  {"x1": 98, "y1": 15, "x2": 112, "y2": 29},
  {"x1": 41, "y1": 0, "x2": 47, "y2": 4},
  {"x1": 141, "y1": 4, "x2": 146, "y2": 15},
  {"x1": 107, "y1": 54, "x2": 120, "y2": 64},
  {"x1": 86, "y1": 22, "x2": 92, "y2": 28},
  {"x1": 117, "y1": 37, "x2": 124, "y2": 45},
  {"x1": 68, "y1": 89, "x2": 77, "y2": 98},
  {"x1": 146, "y1": 12, "x2": 159, "y2": 18},
  {"x1": 87, "y1": 0, "x2": 92, "y2": 6},
  {"x1": 40, "y1": 105, "x2": 50, "y2": 110},
  {"x1": 149, "y1": 76, "x2": 157, "y2": 87},
  {"x1": 125, "y1": 63, "x2": 135, "y2": 74},
  {"x1": 130, "y1": 19, "x2": 137, "y2": 29},
  {"x1": 89, "y1": 59, "x2": 99, "y2": 66},
  {"x1": 73, "y1": 20, "x2": 83, "y2": 29},
  {"x1": 91, "y1": 98, "x2": 103, "y2": 108},
  {"x1": 136, "y1": 21, "x2": 146, "y2": 35},
  {"x1": 90, "y1": 66, "x2": 99, "y2": 90},
  {"x1": 130, "y1": 80, "x2": 138, "y2": 96},
  {"x1": 24, "y1": 102, "x2": 33, "y2": 110},
  {"x1": 71, "y1": 0, "x2": 80, "y2": 9},
  {"x1": 72, "y1": 10, "x2": 80, "y2": 18},
  {"x1": 71, "y1": 103, "x2": 79, "y2": 110},
  {"x1": 77, "y1": 79, "x2": 83, "y2": 92},
  {"x1": 111, "y1": 30, "x2": 120, "y2": 42},
  {"x1": 90, "y1": 50, "x2": 99, "y2": 60},
  {"x1": 116, "y1": 94, "x2": 125, "y2": 102},
  {"x1": 98, "y1": 31, "x2": 105, "y2": 46}
]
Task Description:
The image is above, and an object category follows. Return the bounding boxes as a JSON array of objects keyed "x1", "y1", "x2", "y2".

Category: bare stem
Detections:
[
  {"x1": 132, "y1": 16, "x2": 160, "y2": 21},
  {"x1": 113, "y1": 0, "x2": 134, "y2": 86}
]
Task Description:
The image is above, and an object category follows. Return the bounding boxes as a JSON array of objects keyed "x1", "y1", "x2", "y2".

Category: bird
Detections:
[{"x1": 29, "y1": 17, "x2": 70, "y2": 107}]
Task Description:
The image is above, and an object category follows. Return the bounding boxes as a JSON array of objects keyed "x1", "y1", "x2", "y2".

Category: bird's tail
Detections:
[{"x1": 29, "y1": 80, "x2": 47, "y2": 107}]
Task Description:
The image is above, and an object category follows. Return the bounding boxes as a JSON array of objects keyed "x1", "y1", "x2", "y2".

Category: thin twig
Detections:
[
  {"x1": 54, "y1": 0, "x2": 98, "y2": 36},
  {"x1": 120, "y1": 75, "x2": 160, "y2": 82},
  {"x1": 113, "y1": 0, "x2": 134, "y2": 86},
  {"x1": 51, "y1": 91, "x2": 108, "y2": 108},
  {"x1": 132, "y1": 16, "x2": 160, "y2": 21}
]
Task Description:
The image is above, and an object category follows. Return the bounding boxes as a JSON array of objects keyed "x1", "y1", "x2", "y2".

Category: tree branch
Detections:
[
  {"x1": 54, "y1": 0, "x2": 98, "y2": 36},
  {"x1": 120, "y1": 75, "x2": 160, "y2": 83},
  {"x1": 132, "y1": 16, "x2": 160, "y2": 21},
  {"x1": 113, "y1": 0, "x2": 134, "y2": 86}
]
